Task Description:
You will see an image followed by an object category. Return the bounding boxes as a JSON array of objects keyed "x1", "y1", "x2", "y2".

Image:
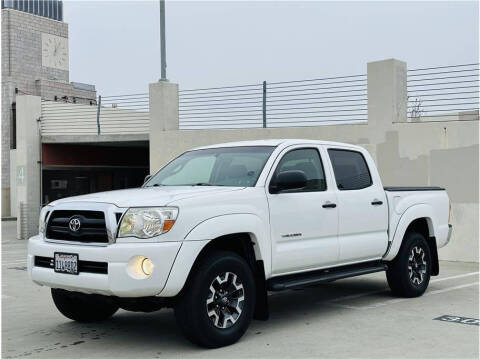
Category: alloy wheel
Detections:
[
  {"x1": 408, "y1": 246, "x2": 427, "y2": 285},
  {"x1": 206, "y1": 272, "x2": 245, "y2": 329}
]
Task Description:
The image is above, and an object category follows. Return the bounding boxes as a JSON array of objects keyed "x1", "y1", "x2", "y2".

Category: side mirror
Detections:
[
  {"x1": 270, "y1": 170, "x2": 307, "y2": 194},
  {"x1": 144, "y1": 174, "x2": 152, "y2": 184}
]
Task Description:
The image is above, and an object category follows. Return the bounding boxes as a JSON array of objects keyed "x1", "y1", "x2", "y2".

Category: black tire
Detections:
[
  {"x1": 386, "y1": 232, "x2": 432, "y2": 297},
  {"x1": 51, "y1": 288, "x2": 119, "y2": 322},
  {"x1": 174, "y1": 250, "x2": 256, "y2": 348}
]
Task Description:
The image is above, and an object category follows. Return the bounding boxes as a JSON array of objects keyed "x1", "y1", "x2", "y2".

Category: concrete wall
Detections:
[
  {"x1": 150, "y1": 118, "x2": 479, "y2": 263},
  {"x1": 15, "y1": 95, "x2": 42, "y2": 239},
  {"x1": 149, "y1": 59, "x2": 479, "y2": 262}
]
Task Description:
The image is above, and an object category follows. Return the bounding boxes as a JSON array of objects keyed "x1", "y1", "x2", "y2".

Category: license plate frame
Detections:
[{"x1": 54, "y1": 252, "x2": 79, "y2": 275}]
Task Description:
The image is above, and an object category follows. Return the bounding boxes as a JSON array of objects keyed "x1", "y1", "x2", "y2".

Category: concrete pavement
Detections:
[{"x1": 2, "y1": 220, "x2": 479, "y2": 358}]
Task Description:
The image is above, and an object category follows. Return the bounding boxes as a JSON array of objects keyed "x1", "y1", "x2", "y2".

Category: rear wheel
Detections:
[
  {"x1": 386, "y1": 232, "x2": 432, "y2": 297},
  {"x1": 174, "y1": 250, "x2": 255, "y2": 348},
  {"x1": 51, "y1": 288, "x2": 119, "y2": 322}
]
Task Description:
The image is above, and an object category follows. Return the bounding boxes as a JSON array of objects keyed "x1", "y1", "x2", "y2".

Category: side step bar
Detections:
[{"x1": 267, "y1": 261, "x2": 388, "y2": 291}]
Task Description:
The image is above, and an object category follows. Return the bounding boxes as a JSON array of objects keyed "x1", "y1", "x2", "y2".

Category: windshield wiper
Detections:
[{"x1": 192, "y1": 183, "x2": 229, "y2": 187}]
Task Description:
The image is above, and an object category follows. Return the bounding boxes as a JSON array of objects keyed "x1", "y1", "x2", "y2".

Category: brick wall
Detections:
[
  {"x1": 37, "y1": 79, "x2": 96, "y2": 104},
  {"x1": 1, "y1": 8, "x2": 95, "y2": 215}
]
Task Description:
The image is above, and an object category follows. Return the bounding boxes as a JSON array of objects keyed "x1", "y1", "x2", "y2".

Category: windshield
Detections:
[{"x1": 145, "y1": 146, "x2": 276, "y2": 187}]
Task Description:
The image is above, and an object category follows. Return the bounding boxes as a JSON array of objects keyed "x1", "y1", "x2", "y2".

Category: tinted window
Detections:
[
  {"x1": 273, "y1": 148, "x2": 326, "y2": 192},
  {"x1": 328, "y1": 149, "x2": 372, "y2": 190}
]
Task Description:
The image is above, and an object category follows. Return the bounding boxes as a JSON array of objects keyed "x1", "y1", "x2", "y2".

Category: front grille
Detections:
[
  {"x1": 46, "y1": 210, "x2": 108, "y2": 243},
  {"x1": 34, "y1": 256, "x2": 52, "y2": 268},
  {"x1": 80, "y1": 260, "x2": 108, "y2": 274},
  {"x1": 34, "y1": 256, "x2": 108, "y2": 274}
]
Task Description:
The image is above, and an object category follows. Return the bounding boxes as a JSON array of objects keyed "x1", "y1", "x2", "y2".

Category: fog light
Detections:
[
  {"x1": 141, "y1": 258, "x2": 154, "y2": 275},
  {"x1": 126, "y1": 255, "x2": 154, "y2": 279}
]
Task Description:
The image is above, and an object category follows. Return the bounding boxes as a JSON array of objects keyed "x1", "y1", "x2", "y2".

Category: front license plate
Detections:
[{"x1": 54, "y1": 252, "x2": 79, "y2": 275}]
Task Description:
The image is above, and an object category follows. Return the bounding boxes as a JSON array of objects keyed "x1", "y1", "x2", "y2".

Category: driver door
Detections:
[{"x1": 266, "y1": 146, "x2": 339, "y2": 275}]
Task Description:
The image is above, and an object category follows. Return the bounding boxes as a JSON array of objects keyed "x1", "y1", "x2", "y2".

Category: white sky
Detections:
[{"x1": 64, "y1": 1, "x2": 479, "y2": 95}]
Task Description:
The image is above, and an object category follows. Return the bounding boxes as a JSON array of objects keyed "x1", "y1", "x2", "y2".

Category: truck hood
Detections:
[{"x1": 49, "y1": 186, "x2": 245, "y2": 208}]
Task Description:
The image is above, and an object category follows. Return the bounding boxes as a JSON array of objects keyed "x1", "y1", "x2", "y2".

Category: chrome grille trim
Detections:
[{"x1": 43, "y1": 202, "x2": 128, "y2": 246}]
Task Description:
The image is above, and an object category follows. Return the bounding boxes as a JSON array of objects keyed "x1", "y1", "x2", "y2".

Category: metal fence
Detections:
[
  {"x1": 407, "y1": 63, "x2": 479, "y2": 120},
  {"x1": 179, "y1": 84, "x2": 263, "y2": 129},
  {"x1": 39, "y1": 63, "x2": 479, "y2": 134},
  {"x1": 40, "y1": 93, "x2": 149, "y2": 136},
  {"x1": 179, "y1": 73, "x2": 368, "y2": 129}
]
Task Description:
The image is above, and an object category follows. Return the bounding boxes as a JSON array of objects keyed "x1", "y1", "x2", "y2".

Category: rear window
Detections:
[{"x1": 328, "y1": 149, "x2": 372, "y2": 190}]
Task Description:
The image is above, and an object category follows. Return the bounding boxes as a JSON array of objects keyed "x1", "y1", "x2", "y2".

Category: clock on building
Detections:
[{"x1": 42, "y1": 33, "x2": 69, "y2": 71}]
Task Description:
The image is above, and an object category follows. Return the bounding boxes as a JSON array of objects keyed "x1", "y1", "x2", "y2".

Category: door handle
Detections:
[
  {"x1": 371, "y1": 200, "x2": 383, "y2": 206},
  {"x1": 322, "y1": 202, "x2": 337, "y2": 209}
]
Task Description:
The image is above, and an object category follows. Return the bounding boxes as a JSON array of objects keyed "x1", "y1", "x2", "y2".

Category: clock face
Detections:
[{"x1": 42, "y1": 33, "x2": 69, "y2": 71}]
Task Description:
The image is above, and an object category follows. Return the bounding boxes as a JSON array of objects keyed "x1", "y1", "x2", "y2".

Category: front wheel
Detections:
[
  {"x1": 174, "y1": 250, "x2": 255, "y2": 348},
  {"x1": 51, "y1": 288, "x2": 119, "y2": 322},
  {"x1": 386, "y1": 232, "x2": 432, "y2": 297}
]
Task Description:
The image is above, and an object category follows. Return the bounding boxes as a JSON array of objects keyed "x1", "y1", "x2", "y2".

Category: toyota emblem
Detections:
[{"x1": 68, "y1": 217, "x2": 81, "y2": 232}]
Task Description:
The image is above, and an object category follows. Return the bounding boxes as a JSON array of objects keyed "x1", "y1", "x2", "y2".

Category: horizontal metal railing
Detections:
[
  {"x1": 407, "y1": 63, "x2": 479, "y2": 120},
  {"x1": 40, "y1": 93, "x2": 149, "y2": 136},
  {"x1": 179, "y1": 84, "x2": 264, "y2": 129},
  {"x1": 178, "y1": 72, "x2": 368, "y2": 129},
  {"x1": 266, "y1": 74, "x2": 367, "y2": 128}
]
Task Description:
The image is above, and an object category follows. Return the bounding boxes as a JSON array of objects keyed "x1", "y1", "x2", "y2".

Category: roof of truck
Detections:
[{"x1": 193, "y1": 139, "x2": 359, "y2": 150}]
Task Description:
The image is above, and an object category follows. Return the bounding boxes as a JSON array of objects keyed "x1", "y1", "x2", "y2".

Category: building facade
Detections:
[{"x1": 1, "y1": 1, "x2": 96, "y2": 216}]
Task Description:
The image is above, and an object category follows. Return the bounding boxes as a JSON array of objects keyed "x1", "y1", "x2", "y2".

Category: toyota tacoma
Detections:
[{"x1": 28, "y1": 139, "x2": 452, "y2": 347}]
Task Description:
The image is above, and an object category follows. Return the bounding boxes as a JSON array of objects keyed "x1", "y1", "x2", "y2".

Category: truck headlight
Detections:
[
  {"x1": 39, "y1": 205, "x2": 52, "y2": 235},
  {"x1": 118, "y1": 207, "x2": 178, "y2": 239}
]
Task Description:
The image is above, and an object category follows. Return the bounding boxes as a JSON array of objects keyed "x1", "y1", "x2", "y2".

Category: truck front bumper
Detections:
[{"x1": 28, "y1": 235, "x2": 182, "y2": 298}]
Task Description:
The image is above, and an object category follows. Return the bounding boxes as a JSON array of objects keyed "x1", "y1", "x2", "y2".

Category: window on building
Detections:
[{"x1": 10, "y1": 103, "x2": 16, "y2": 150}]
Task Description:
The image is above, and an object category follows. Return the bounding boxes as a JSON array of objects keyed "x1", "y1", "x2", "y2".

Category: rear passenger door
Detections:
[{"x1": 326, "y1": 147, "x2": 388, "y2": 263}]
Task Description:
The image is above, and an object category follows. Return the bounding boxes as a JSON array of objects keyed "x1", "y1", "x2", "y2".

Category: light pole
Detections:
[{"x1": 159, "y1": 0, "x2": 167, "y2": 81}]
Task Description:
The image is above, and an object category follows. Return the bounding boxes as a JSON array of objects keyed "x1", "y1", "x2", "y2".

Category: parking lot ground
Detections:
[{"x1": 2, "y1": 220, "x2": 479, "y2": 358}]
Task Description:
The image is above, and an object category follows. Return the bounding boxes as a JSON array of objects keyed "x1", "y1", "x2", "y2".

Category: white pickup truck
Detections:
[{"x1": 28, "y1": 139, "x2": 452, "y2": 348}]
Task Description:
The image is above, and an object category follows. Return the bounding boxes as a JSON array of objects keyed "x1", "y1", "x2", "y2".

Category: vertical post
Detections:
[
  {"x1": 159, "y1": 0, "x2": 167, "y2": 81},
  {"x1": 96, "y1": 95, "x2": 101, "y2": 135},
  {"x1": 262, "y1": 81, "x2": 267, "y2": 128},
  {"x1": 15, "y1": 95, "x2": 41, "y2": 239},
  {"x1": 149, "y1": 81, "x2": 179, "y2": 173},
  {"x1": 38, "y1": 115, "x2": 42, "y2": 207},
  {"x1": 367, "y1": 58, "x2": 407, "y2": 143}
]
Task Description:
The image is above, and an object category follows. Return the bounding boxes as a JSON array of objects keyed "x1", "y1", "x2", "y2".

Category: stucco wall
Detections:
[
  {"x1": 380, "y1": 121, "x2": 479, "y2": 262},
  {"x1": 150, "y1": 120, "x2": 479, "y2": 262}
]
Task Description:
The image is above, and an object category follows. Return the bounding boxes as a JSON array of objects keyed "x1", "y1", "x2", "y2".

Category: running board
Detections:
[{"x1": 267, "y1": 261, "x2": 388, "y2": 291}]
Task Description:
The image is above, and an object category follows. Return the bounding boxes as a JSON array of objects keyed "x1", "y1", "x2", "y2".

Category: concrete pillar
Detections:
[
  {"x1": 9, "y1": 150, "x2": 17, "y2": 218},
  {"x1": 149, "y1": 81, "x2": 179, "y2": 132},
  {"x1": 149, "y1": 81, "x2": 179, "y2": 172},
  {"x1": 2, "y1": 80, "x2": 16, "y2": 217},
  {"x1": 15, "y1": 95, "x2": 42, "y2": 239},
  {"x1": 367, "y1": 58, "x2": 407, "y2": 143}
]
